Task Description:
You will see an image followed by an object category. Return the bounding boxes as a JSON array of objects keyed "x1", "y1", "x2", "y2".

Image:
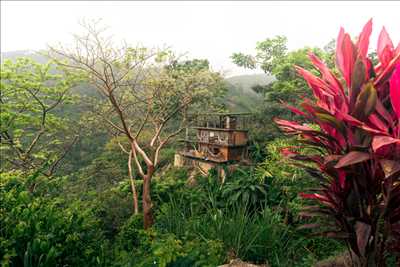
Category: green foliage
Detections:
[
  {"x1": 0, "y1": 171, "x2": 106, "y2": 267},
  {"x1": 116, "y1": 214, "x2": 144, "y2": 251},
  {"x1": 192, "y1": 202, "x2": 271, "y2": 260},
  {"x1": 232, "y1": 36, "x2": 335, "y2": 144},
  {"x1": 114, "y1": 223, "x2": 224, "y2": 267},
  {"x1": 231, "y1": 53, "x2": 257, "y2": 70},
  {"x1": 0, "y1": 57, "x2": 82, "y2": 175},
  {"x1": 257, "y1": 138, "x2": 312, "y2": 208},
  {"x1": 59, "y1": 137, "x2": 134, "y2": 237},
  {"x1": 221, "y1": 168, "x2": 267, "y2": 212},
  {"x1": 153, "y1": 167, "x2": 188, "y2": 205},
  {"x1": 150, "y1": 161, "x2": 343, "y2": 266},
  {"x1": 232, "y1": 36, "x2": 288, "y2": 74}
]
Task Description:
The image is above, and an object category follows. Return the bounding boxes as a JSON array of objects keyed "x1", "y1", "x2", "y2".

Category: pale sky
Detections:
[{"x1": 1, "y1": 1, "x2": 400, "y2": 76}]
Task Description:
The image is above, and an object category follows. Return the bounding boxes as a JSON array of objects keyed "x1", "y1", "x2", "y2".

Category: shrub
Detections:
[
  {"x1": 257, "y1": 138, "x2": 313, "y2": 211},
  {"x1": 152, "y1": 166, "x2": 188, "y2": 206},
  {"x1": 116, "y1": 214, "x2": 144, "y2": 251},
  {"x1": 0, "y1": 172, "x2": 107, "y2": 267},
  {"x1": 152, "y1": 163, "x2": 345, "y2": 266},
  {"x1": 275, "y1": 19, "x2": 400, "y2": 266},
  {"x1": 114, "y1": 225, "x2": 224, "y2": 267},
  {"x1": 221, "y1": 167, "x2": 267, "y2": 213}
]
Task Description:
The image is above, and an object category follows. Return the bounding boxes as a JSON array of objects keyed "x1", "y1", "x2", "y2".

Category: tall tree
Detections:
[{"x1": 48, "y1": 22, "x2": 225, "y2": 227}]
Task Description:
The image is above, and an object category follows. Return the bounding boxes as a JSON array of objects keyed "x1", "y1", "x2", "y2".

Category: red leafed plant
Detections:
[{"x1": 274, "y1": 19, "x2": 400, "y2": 266}]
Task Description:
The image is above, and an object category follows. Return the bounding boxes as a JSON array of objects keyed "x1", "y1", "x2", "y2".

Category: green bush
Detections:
[
  {"x1": 0, "y1": 171, "x2": 107, "y2": 267},
  {"x1": 151, "y1": 139, "x2": 345, "y2": 266},
  {"x1": 222, "y1": 167, "x2": 267, "y2": 213},
  {"x1": 115, "y1": 214, "x2": 144, "y2": 251},
  {"x1": 114, "y1": 222, "x2": 224, "y2": 267},
  {"x1": 152, "y1": 166, "x2": 188, "y2": 206}
]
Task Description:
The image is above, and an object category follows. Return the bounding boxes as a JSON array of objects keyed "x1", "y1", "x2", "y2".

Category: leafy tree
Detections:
[
  {"x1": 232, "y1": 36, "x2": 334, "y2": 143},
  {"x1": 0, "y1": 58, "x2": 81, "y2": 184},
  {"x1": 48, "y1": 21, "x2": 226, "y2": 228},
  {"x1": 232, "y1": 35, "x2": 288, "y2": 74}
]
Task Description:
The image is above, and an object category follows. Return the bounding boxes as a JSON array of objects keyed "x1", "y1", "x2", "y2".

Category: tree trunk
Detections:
[
  {"x1": 129, "y1": 177, "x2": 139, "y2": 215},
  {"x1": 128, "y1": 150, "x2": 139, "y2": 214},
  {"x1": 142, "y1": 166, "x2": 154, "y2": 229}
]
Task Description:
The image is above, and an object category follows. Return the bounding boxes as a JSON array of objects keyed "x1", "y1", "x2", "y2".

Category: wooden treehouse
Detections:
[{"x1": 174, "y1": 113, "x2": 252, "y2": 177}]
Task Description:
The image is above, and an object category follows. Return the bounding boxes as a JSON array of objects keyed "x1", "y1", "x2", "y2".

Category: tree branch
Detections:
[
  {"x1": 46, "y1": 135, "x2": 79, "y2": 176},
  {"x1": 131, "y1": 142, "x2": 144, "y2": 177}
]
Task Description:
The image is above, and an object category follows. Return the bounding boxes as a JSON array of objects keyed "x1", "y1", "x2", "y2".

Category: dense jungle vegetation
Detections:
[{"x1": 1, "y1": 20, "x2": 399, "y2": 267}]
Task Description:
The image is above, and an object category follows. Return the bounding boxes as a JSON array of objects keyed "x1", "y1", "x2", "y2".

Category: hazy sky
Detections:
[{"x1": 1, "y1": 1, "x2": 400, "y2": 76}]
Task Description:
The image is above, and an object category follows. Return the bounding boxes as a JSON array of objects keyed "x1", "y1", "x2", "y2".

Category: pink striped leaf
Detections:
[
  {"x1": 356, "y1": 19, "x2": 373, "y2": 59},
  {"x1": 334, "y1": 151, "x2": 371, "y2": 168},
  {"x1": 390, "y1": 64, "x2": 400, "y2": 118},
  {"x1": 377, "y1": 27, "x2": 394, "y2": 67},
  {"x1": 372, "y1": 136, "x2": 400, "y2": 152}
]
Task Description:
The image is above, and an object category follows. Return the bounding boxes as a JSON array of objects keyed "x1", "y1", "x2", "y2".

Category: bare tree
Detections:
[{"x1": 48, "y1": 21, "x2": 224, "y2": 228}]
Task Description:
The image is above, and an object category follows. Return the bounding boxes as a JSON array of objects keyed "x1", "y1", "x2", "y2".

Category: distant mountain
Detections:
[
  {"x1": 2, "y1": 51, "x2": 272, "y2": 112},
  {"x1": 1, "y1": 50, "x2": 49, "y2": 64},
  {"x1": 226, "y1": 73, "x2": 274, "y2": 90},
  {"x1": 224, "y1": 74, "x2": 274, "y2": 112}
]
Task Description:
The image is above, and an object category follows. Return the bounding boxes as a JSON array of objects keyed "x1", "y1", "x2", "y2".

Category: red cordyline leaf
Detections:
[
  {"x1": 333, "y1": 108, "x2": 383, "y2": 138},
  {"x1": 333, "y1": 109, "x2": 360, "y2": 125},
  {"x1": 368, "y1": 114, "x2": 388, "y2": 133},
  {"x1": 336, "y1": 28, "x2": 349, "y2": 87},
  {"x1": 273, "y1": 118, "x2": 314, "y2": 132},
  {"x1": 377, "y1": 27, "x2": 394, "y2": 67},
  {"x1": 355, "y1": 221, "x2": 371, "y2": 257},
  {"x1": 374, "y1": 52, "x2": 400, "y2": 89},
  {"x1": 340, "y1": 33, "x2": 356, "y2": 89},
  {"x1": 280, "y1": 101, "x2": 308, "y2": 117},
  {"x1": 295, "y1": 66, "x2": 336, "y2": 107},
  {"x1": 356, "y1": 19, "x2": 373, "y2": 59},
  {"x1": 300, "y1": 192, "x2": 329, "y2": 202},
  {"x1": 372, "y1": 136, "x2": 400, "y2": 152},
  {"x1": 354, "y1": 20, "x2": 374, "y2": 85},
  {"x1": 390, "y1": 64, "x2": 400, "y2": 119},
  {"x1": 300, "y1": 192, "x2": 337, "y2": 210},
  {"x1": 336, "y1": 27, "x2": 345, "y2": 69},
  {"x1": 281, "y1": 147, "x2": 297, "y2": 157},
  {"x1": 338, "y1": 170, "x2": 346, "y2": 189},
  {"x1": 334, "y1": 105, "x2": 387, "y2": 135},
  {"x1": 360, "y1": 124, "x2": 387, "y2": 135},
  {"x1": 308, "y1": 53, "x2": 346, "y2": 100},
  {"x1": 375, "y1": 98, "x2": 393, "y2": 125},
  {"x1": 334, "y1": 151, "x2": 371, "y2": 168}
]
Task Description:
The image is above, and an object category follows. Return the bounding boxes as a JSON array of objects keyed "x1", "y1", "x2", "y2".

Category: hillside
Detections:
[
  {"x1": 226, "y1": 73, "x2": 274, "y2": 89},
  {"x1": 1, "y1": 50, "x2": 49, "y2": 64},
  {"x1": 224, "y1": 74, "x2": 273, "y2": 112},
  {"x1": 1, "y1": 51, "x2": 271, "y2": 112}
]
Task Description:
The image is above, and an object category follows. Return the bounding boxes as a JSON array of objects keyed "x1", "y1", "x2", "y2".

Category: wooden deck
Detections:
[{"x1": 178, "y1": 151, "x2": 228, "y2": 163}]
